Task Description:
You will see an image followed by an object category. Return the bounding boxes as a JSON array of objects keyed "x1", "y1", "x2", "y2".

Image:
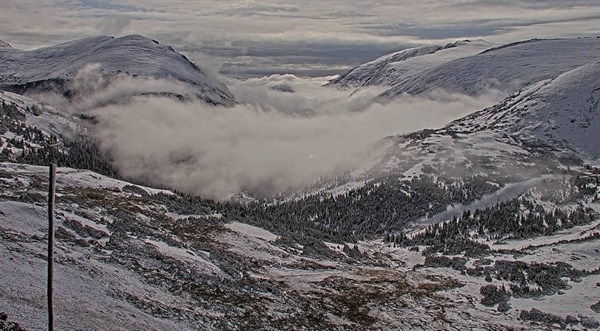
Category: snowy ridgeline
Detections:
[
  {"x1": 329, "y1": 37, "x2": 599, "y2": 99},
  {"x1": 0, "y1": 35, "x2": 234, "y2": 105},
  {"x1": 379, "y1": 38, "x2": 599, "y2": 97},
  {"x1": 363, "y1": 60, "x2": 600, "y2": 186},
  {"x1": 329, "y1": 39, "x2": 496, "y2": 88}
]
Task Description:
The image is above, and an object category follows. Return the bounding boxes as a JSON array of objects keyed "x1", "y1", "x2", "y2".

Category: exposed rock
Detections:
[
  {"x1": 519, "y1": 308, "x2": 564, "y2": 327},
  {"x1": 497, "y1": 302, "x2": 511, "y2": 313},
  {"x1": 0, "y1": 318, "x2": 26, "y2": 331},
  {"x1": 122, "y1": 185, "x2": 149, "y2": 197},
  {"x1": 565, "y1": 315, "x2": 578, "y2": 325},
  {"x1": 63, "y1": 218, "x2": 108, "y2": 239},
  {"x1": 579, "y1": 315, "x2": 600, "y2": 329},
  {"x1": 591, "y1": 301, "x2": 600, "y2": 313}
]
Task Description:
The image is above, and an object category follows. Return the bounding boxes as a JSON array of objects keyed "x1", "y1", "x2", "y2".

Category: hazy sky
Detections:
[{"x1": 1, "y1": 0, "x2": 598, "y2": 75}]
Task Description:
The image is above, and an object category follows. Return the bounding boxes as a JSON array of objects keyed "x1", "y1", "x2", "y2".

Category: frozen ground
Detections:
[{"x1": 1, "y1": 163, "x2": 598, "y2": 330}]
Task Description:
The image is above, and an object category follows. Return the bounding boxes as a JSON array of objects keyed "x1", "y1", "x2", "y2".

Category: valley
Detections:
[{"x1": 0, "y1": 33, "x2": 598, "y2": 330}]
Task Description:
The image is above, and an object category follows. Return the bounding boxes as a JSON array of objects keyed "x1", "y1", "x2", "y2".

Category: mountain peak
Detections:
[{"x1": 0, "y1": 34, "x2": 235, "y2": 105}]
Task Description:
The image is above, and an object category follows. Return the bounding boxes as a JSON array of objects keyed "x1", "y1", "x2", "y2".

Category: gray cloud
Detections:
[
  {"x1": 360, "y1": 22, "x2": 505, "y2": 39},
  {"x1": 215, "y1": 2, "x2": 299, "y2": 17},
  {"x1": 45, "y1": 71, "x2": 503, "y2": 199},
  {"x1": 0, "y1": 0, "x2": 598, "y2": 75},
  {"x1": 191, "y1": 40, "x2": 407, "y2": 76},
  {"x1": 78, "y1": 0, "x2": 140, "y2": 12},
  {"x1": 96, "y1": 16, "x2": 132, "y2": 36},
  {"x1": 510, "y1": 0, "x2": 600, "y2": 9}
]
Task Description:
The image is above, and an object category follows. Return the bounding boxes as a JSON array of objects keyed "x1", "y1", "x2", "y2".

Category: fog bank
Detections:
[{"x1": 82, "y1": 73, "x2": 504, "y2": 199}]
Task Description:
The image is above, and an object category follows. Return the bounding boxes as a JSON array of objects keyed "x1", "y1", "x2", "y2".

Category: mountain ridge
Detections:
[
  {"x1": 445, "y1": 61, "x2": 600, "y2": 159},
  {"x1": 378, "y1": 38, "x2": 599, "y2": 98},
  {"x1": 362, "y1": 60, "x2": 600, "y2": 180},
  {"x1": 327, "y1": 39, "x2": 495, "y2": 88},
  {"x1": 0, "y1": 34, "x2": 235, "y2": 105}
]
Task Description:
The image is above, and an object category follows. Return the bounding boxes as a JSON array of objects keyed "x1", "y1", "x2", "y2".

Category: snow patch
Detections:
[{"x1": 225, "y1": 222, "x2": 279, "y2": 242}]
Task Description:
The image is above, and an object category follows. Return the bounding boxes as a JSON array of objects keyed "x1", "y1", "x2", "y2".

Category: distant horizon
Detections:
[{"x1": 2, "y1": 34, "x2": 598, "y2": 79}]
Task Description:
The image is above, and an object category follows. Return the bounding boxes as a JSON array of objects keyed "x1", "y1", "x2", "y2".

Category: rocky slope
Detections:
[{"x1": 0, "y1": 162, "x2": 598, "y2": 330}]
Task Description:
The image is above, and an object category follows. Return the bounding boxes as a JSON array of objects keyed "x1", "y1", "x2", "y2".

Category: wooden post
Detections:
[{"x1": 47, "y1": 164, "x2": 56, "y2": 331}]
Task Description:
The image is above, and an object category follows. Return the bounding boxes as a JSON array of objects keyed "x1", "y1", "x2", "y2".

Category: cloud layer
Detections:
[
  {"x1": 1, "y1": 1, "x2": 598, "y2": 75},
  {"x1": 70, "y1": 73, "x2": 504, "y2": 199}
]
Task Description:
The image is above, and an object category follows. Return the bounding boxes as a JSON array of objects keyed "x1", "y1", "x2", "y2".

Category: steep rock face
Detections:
[
  {"x1": 328, "y1": 40, "x2": 494, "y2": 88},
  {"x1": 0, "y1": 35, "x2": 235, "y2": 105},
  {"x1": 379, "y1": 38, "x2": 600, "y2": 98}
]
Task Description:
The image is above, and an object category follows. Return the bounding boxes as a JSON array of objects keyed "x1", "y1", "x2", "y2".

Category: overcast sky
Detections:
[{"x1": 1, "y1": 0, "x2": 598, "y2": 76}]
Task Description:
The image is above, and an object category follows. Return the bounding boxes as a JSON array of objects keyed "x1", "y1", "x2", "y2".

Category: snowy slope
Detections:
[
  {"x1": 379, "y1": 38, "x2": 600, "y2": 98},
  {"x1": 0, "y1": 90, "x2": 79, "y2": 138},
  {"x1": 0, "y1": 91, "x2": 81, "y2": 162},
  {"x1": 1, "y1": 162, "x2": 598, "y2": 330},
  {"x1": 0, "y1": 90, "x2": 121, "y2": 179},
  {"x1": 446, "y1": 61, "x2": 600, "y2": 159},
  {"x1": 328, "y1": 39, "x2": 495, "y2": 88},
  {"x1": 0, "y1": 35, "x2": 234, "y2": 105},
  {"x1": 336, "y1": 60, "x2": 599, "y2": 214}
]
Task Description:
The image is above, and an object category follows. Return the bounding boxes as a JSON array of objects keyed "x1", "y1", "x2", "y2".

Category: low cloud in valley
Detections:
[{"x1": 56, "y1": 69, "x2": 507, "y2": 199}]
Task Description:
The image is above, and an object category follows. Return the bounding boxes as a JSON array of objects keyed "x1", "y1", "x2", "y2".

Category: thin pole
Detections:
[{"x1": 48, "y1": 164, "x2": 56, "y2": 331}]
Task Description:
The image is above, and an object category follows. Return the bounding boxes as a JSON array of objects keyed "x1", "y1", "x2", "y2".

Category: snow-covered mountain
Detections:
[
  {"x1": 328, "y1": 39, "x2": 495, "y2": 88},
  {"x1": 379, "y1": 38, "x2": 599, "y2": 98},
  {"x1": 0, "y1": 35, "x2": 235, "y2": 105},
  {"x1": 359, "y1": 60, "x2": 599, "y2": 183},
  {"x1": 289, "y1": 60, "x2": 599, "y2": 237},
  {"x1": 446, "y1": 61, "x2": 600, "y2": 159},
  {"x1": 329, "y1": 37, "x2": 599, "y2": 99}
]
